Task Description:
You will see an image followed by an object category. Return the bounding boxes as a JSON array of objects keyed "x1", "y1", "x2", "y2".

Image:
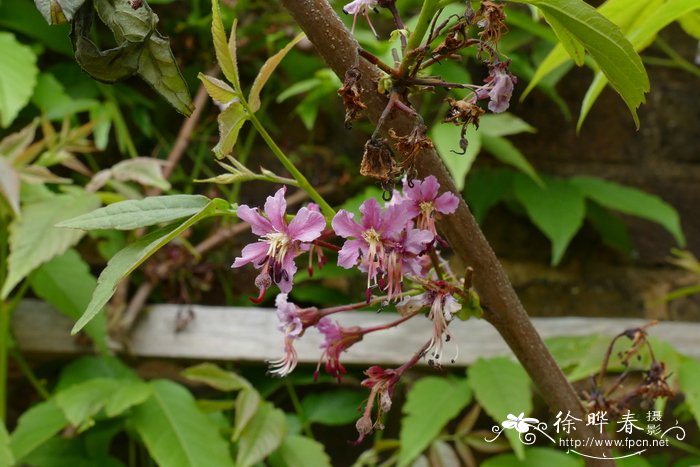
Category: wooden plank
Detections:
[{"x1": 12, "y1": 300, "x2": 700, "y2": 365}]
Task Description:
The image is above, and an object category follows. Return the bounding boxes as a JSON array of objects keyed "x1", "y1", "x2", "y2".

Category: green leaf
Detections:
[
  {"x1": 482, "y1": 447, "x2": 583, "y2": 467},
  {"x1": 58, "y1": 195, "x2": 211, "y2": 231},
  {"x1": 9, "y1": 400, "x2": 68, "y2": 462},
  {"x1": 569, "y1": 176, "x2": 685, "y2": 246},
  {"x1": 514, "y1": 0, "x2": 649, "y2": 127},
  {"x1": 678, "y1": 357, "x2": 700, "y2": 432},
  {"x1": 464, "y1": 169, "x2": 514, "y2": 223},
  {"x1": 34, "y1": 0, "x2": 86, "y2": 24},
  {"x1": 199, "y1": 73, "x2": 238, "y2": 105},
  {"x1": 481, "y1": 135, "x2": 542, "y2": 186},
  {"x1": 679, "y1": 10, "x2": 700, "y2": 39},
  {"x1": 0, "y1": 32, "x2": 38, "y2": 128},
  {"x1": 432, "y1": 122, "x2": 481, "y2": 191},
  {"x1": 1, "y1": 190, "x2": 100, "y2": 299},
  {"x1": 236, "y1": 402, "x2": 287, "y2": 467},
  {"x1": 541, "y1": 11, "x2": 585, "y2": 65},
  {"x1": 29, "y1": 249, "x2": 108, "y2": 353},
  {"x1": 0, "y1": 158, "x2": 20, "y2": 216},
  {"x1": 577, "y1": 0, "x2": 700, "y2": 129},
  {"x1": 71, "y1": 198, "x2": 229, "y2": 334},
  {"x1": 137, "y1": 32, "x2": 194, "y2": 116},
  {"x1": 233, "y1": 388, "x2": 262, "y2": 441},
  {"x1": 479, "y1": 113, "x2": 536, "y2": 137},
  {"x1": 513, "y1": 175, "x2": 585, "y2": 265},
  {"x1": 105, "y1": 380, "x2": 152, "y2": 417},
  {"x1": 55, "y1": 356, "x2": 137, "y2": 392},
  {"x1": 132, "y1": 380, "x2": 234, "y2": 467},
  {"x1": 268, "y1": 436, "x2": 332, "y2": 467},
  {"x1": 301, "y1": 389, "x2": 367, "y2": 426},
  {"x1": 213, "y1": 100, "x2": 248, "y2": 159},
  {"x1": 469, "y1": 357, "x2": 532, "y2": 460},
  {"x1": 248, "y1": 33, "x2": 305, "y2": 112},
  {"x1": 398, "y1": 377, "x2": 472, "y2": 467},
  {"x1": 89, "y1": 157, "x2": 170, "y2": 192},
  {"x1": 54, "y1": 378, "x2": 118, "y2": 430},
  {"x1": 182, "y1": 362, "x2": 251, "y2": 391},
  {"x1": 211, "y1": 0, "x2": 240, "y2": 90},
  {"x1": 585, "y1": 201, "x2": 632, "y2": 255},
  {"x1": 0, "y1": 423, "x2": 13, "y2": 467}
]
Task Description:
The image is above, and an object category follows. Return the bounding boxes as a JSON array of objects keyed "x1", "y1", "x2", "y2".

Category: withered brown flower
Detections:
[
  {"x1": 359, "y1": 138, "x2": 400, "y2": 187},
  {"x1": 474, "y1": 1, "x2": 507, "y2": 44},
  {"x1": 338, "y1": 66, "x2": 367, "y2": 129},
  {"x1": 388, "y1": 124, "x2": 433, "y2": 170},
  {"x1": 444, "y1": 97, "x2": 485, "y2": 128}
]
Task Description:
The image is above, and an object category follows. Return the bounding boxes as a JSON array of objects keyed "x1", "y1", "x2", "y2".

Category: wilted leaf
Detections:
[
  {"x1": 0, "y1": 32, "x2": 38, "y2": 128},
  {"x1": 248, "y1": 33, "x2": 305, "y2": 112},
  {"x1": 0, "y1": 158, "x2": 20, "y2": 216},
  {"x1": 1, "y1": 190, "x2": 100, "y2": 299},
  {"x1": 88, "y1": 157, "x2": 170, "y2": 192}
]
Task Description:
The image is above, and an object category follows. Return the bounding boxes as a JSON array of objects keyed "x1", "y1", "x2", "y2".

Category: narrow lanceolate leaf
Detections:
[
  {"x1": 132, "y1": 380, "x2": 234, "y2": 467},
  {"x1": 30, "y1": 249, "x2": 108, "y2": 353},
  {"x1": 71, "y1": 198, "x2": 229, "y2": 334},
  {"x1": 0, "y1": 158, "x2": 20, "y2": 216},
  {"x1": 398, "y1": 377, "x2": 473, "y2": 467},
  {"x1": 211, "y1": 0, "x2": 240, "y2": 90},
  {"x1": 513, "y1": 175, "x2": 585, "y2": 265},
  {"x1": 213, "y1": 101, "x2": 248, "y2": 159},
  {"x1": 0, "y1": 33, "x2": 38, "y2": 128},
  {"x1": 34, "y1": 0, "x2": 86, "y2": 24},
  {"x1": 577, "y1": 0, "x2": 700, "y2": 129},
  {"x1": 248, "y1": 33, "x2": 305, "y2": 112},
  {"x1": 569, "y1": 176, "x2": 685, "y2": 246},
  {"x1": 541, "y1": 11, "x2": 585, "y2": 66},
  {"x1": 9, "y1": 400, "x2": 68, "y2": 462},
  {"x1": 469, "y1": 357, "x2": 533, "y2": 460},
  {"x1": 481, "y1": 135, "x2": 542, "y2": 186},
  {"x1": 1, "y1": 190, "x2": 100, "y2": 299},
  {"x1": 199, "y1": 73, "x2": 238, "y2": 106},
  {"x1": 513, "y1": 0, "x2": 649, "y2": 127},
  {"x1": 236, "y1": 402, "x2": 287, "y2": 467},
  {"x1": 58, "y1": 195, "x2": 211, "y2": 231}
]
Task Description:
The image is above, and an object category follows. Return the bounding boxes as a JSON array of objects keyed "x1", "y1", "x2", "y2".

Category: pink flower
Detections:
[
  {"x1": 395, "y1": 176, "x2": 459, "y2": 236},
  {"x1": 342, "y1": 0, "x2": 379, "y2": 36},
  {"x1": 354, "y1": 365, "x2": 401, "y2": 444},
  {"x1": 315, "y1": 319, "x2": 364, "y2": 382},
  {"x1": 384, "y1": 226, "x2": 433, "y2": 300},
  {"x1": 233, "y1": 187, "x2": 326, "y2": 300},
  {"x1": 484, "y1": 63, "x2": 516, "y2": 113},
  {"x1": 332, "y1": 198, "x2": 413, "y2": 295},
  {"x1": 425, "y1": 291, "x2": 461, "y2": 368}
]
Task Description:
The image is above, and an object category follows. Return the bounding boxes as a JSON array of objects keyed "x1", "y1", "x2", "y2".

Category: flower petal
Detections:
[
  {"x1": 419, "y1": 176, "x2": 439, "y2": 200},
  {"x1": 381, "y1": 203, "x2": 413, "y2": 237},
  {"x1": 434, "y1": 191, "x2": 459, "y2": 214},
  {"x1": 337, "y1": 238, "x2": 364, "y2": 268},
  {"x1": 359, "y1": 198, "x2": 382, "y2": 230},
  {"x1": 236, "y1": 205, "x2": 273, "y2": 236},
  {"x1": 403, "y1": 228, "x2": 434, "y2": 254},
  {"x1": 264, "y1": 187, "x2": 288, "y2": 232},
  {"x1": 332, "y1": 210, "x2": 363, "y2": 238},
  {"x1": 276, "y1": 252, "x2": 297, "y2": 293},
  {"x1": 287, "y1": 207, "x2": 326, "y2": 242},
  {"x1": 232, "y1": 241, "x2": 268, "y2": 268}
]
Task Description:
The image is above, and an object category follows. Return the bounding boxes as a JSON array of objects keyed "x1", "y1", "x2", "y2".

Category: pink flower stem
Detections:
[
  {"x1": 360, "y1": 310, "x2": 420, "y2": 334},
  {"x1": 311, "y1": 239, "x2": 341, "y2": 252}
]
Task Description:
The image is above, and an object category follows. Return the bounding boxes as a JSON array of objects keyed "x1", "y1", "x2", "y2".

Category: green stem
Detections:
[
  {"x1": 230, "y1": 127, "x2": 258, "y2": 204},
  {"x1": 10, "y1": 349, "x2": 49, "y2": 400},
  {"x1": 404, "y1": 0, "x2": 440, "y2": 62},
  {"x1": 646, "y1": 37, "x2": 700, "y2": 78},
  {"x1": 284, "y1": 379, "x2": 315, "y2": 438},
  {"x1": 247, "y1": 113, "x2": 335, "y2": 217}
]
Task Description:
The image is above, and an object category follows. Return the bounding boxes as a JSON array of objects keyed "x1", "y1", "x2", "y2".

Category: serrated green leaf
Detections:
[
  {"x1": 132, "y1": 380, "x2": 234, "y2": 467},
  {"x1": 0, "y1": 32, "x2": 38, "y2": 128},
  {"x1": 182, "y1": 362, "x2": 251, "y2": 391},
  {"x1": 482, "y1": 447, "x2": 583, "y2": 467},
  {"x1": 1, "y1": 190, "x2": 100, "y2": 299},
  {"x1": 236, "y1": 402, "x2": 287, "y2": 467},
  {"x1": 481, "y1": 135, "x2": 542, "y2": 186},
  {"x1": 199, "y1": 73, "x2": 238, "y2": 105},
  {"x1": 513, "y1": 175, "x2": 585, "y2": 265},
  {"x1": 213, "y1": 101, "x2": 248, "y2": 159},
  {"x1": 301, "y1": 389, "x2": 366, "y2": 426},
  {"x1": 0, "y1": 423, "x2": 13, "y2": 467},
  {"x1": 541, "y1": 11, "x2": 585, "y2": 65},
  {"x1": 55, "y1": 378, "x2": 118, "y2": 430},
  {"x1": 432, "y1": 123, "x2": 481, "y2": 191},
  {"x1": 479, "y1": 113, "x2": 536, "y2": 137},
  {"x1": 29, "y1": 249, "x2": 108, "y2": 352},
  {"x1": 9, "y1": 400, "x2": 68, "y2": 462},
  {"x1": 268, "y1": 435, "x2": 331, "y2": 467},
  {"x1": 137, "y1": 32, "x2": 193, "y2": 116},
  {"x1": 514, "y1": 0, "x2": 649, "y2": 127},
  {"x1": 569, "y1": 176, "x2": 685, "y2": 246},
  {"x1": 72, "y1": 198, "x2": 229, "y2": 334},
  {"x1": 577, "y1": 0, "x2": 699, "y2": 129},
  {"x1": 248, "y1": 33, "x2": 305, "y2": 112},
  {"x1": 58, "y1": 195, "x2": 211, "y2": 231},
  {"x1": 469, "y1": 357, "x2": 532, "y2": 460},
  {"x1": 398, "y1": 377, "x2": 472, "y2": 467},
  {"x1": 233, "y1": 388, "x2": 261, "y2": 441},
  {"x1": 34, "y1": 0, "x2": 86, "y2": 24},
  {"x1": 211, "y1": 0, "x2": 240, "y2": 90}
]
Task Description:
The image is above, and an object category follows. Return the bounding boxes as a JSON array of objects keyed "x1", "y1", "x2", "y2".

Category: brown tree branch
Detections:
[{"x1": 280, "y1": 0, "x2": 612, "y2": 463}]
